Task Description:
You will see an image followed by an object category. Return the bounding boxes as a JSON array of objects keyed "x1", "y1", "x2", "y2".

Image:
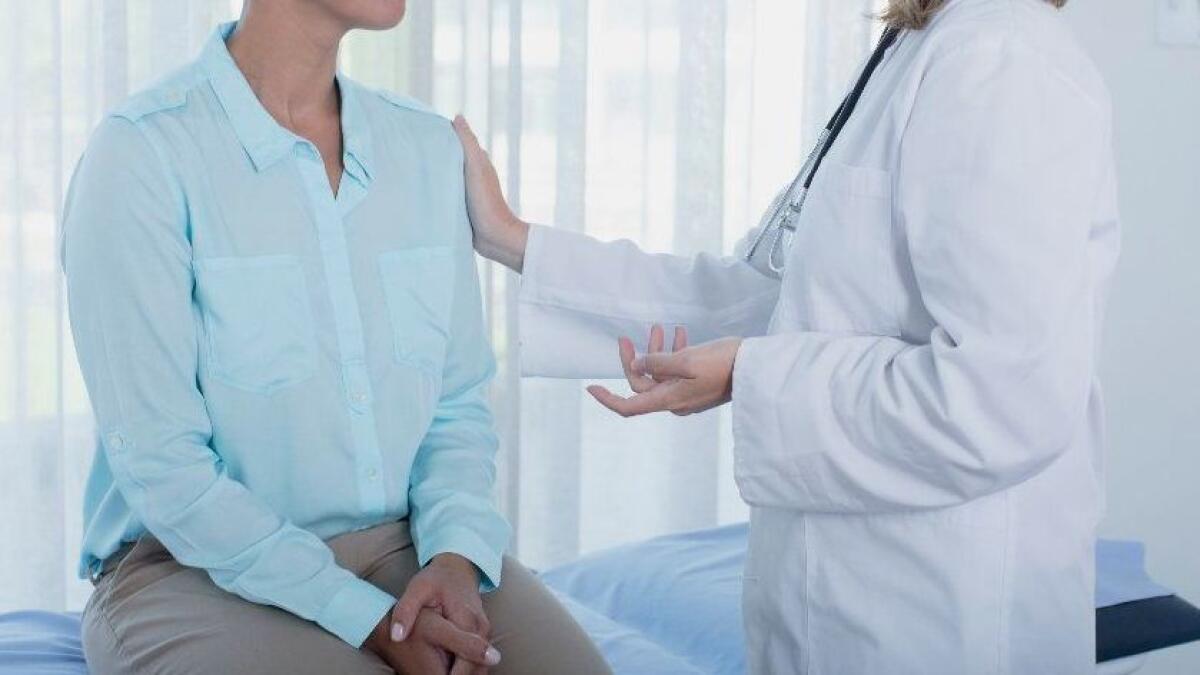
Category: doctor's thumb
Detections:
[{"x1": 452, "y1": 115, "x2": 484, "y2": 155}]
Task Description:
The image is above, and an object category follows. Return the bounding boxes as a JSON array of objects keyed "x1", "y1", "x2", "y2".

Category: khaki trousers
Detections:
[{"x1": 81, "y1": 521, "x2": 611, "y2": 675}]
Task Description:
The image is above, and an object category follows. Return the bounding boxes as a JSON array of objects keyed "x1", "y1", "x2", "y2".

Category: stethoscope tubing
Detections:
[{"x1": 744, "y1": 27, "x2": 901, "y2": 277}]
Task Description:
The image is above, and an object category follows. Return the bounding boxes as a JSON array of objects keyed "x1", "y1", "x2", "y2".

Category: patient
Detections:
[{"x1": 61, "y1": 1, "x2": 609, "y2": 673}]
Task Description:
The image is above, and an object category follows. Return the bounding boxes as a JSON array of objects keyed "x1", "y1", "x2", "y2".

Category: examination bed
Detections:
[{"x1": 2, "y1": 525, "x2": 1198, "y2": 674}]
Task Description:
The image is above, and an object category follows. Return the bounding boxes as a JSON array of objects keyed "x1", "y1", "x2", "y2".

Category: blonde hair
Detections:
[{"x1": 881, "y1": 0, "x2": 1068, "y2": 30}]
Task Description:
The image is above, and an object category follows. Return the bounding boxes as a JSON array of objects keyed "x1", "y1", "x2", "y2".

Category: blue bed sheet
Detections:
[
  {"x1": 0, "y1": 611, "x2": 85, "y2": 675},
  {"x1": 0, "y1": 525, "x2": 1176, "y2": 675}
]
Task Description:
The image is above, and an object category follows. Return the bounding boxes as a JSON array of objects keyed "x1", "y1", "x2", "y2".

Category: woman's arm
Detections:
[
  {"x1": 453, "y1": 117, "x2": 781, "y2": 380},
  {"x1": 406, "y1": 128, "x2": 512, "y2": 593},
  {"x1": 63, "y1": 117, "x2": 395, "y2": 648},
  {"x1": 405, "y1": 247, "x2": 511, "y2": 595}
]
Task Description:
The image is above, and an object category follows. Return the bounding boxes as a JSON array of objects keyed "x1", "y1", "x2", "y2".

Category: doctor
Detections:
[{"x1": 455, "y1": 0, "x2": 1117, "y2": 672}]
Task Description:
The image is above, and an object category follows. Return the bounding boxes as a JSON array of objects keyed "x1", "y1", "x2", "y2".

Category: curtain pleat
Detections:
[
  {"x1": 513, "y1": 0, "x2": 589, "y2": 566},
  {"x1": 0, "y1": 0, "x2": 875, "y2": 610},
  {"x1": 663, "y1": 0, "x2": 727, "y2": 531}
]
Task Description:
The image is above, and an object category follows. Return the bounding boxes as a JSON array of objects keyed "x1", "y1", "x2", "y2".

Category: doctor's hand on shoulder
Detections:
[
  {"x1": 587, "y1": 324, "x2": 743, "y2": 418},
  {"x1": 453, "y1": 115, "x2": 529, "y2": 273}
]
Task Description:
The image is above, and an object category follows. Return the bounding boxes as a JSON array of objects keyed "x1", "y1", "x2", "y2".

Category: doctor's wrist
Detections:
[{"x1": 475, "y1": 217, "x2": 529, "y2": 273}]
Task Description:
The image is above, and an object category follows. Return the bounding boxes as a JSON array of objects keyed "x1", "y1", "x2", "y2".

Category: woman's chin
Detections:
[{"x1": 331, "y1": 0, "x2": 407, "y2": 31}]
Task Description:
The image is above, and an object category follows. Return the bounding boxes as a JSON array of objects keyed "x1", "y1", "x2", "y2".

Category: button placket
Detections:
[{"x1": 295, "y1": 153, "x2": 388, "y2": 518}]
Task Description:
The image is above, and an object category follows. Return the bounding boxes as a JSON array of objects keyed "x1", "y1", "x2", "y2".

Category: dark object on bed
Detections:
[{"x1": 1097, "y1": 595, "x2": 1200, "y2": 663}]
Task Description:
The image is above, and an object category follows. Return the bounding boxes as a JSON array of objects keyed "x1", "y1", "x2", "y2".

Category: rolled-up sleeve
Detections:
[
  {"x1": 62, "y1": 116, "x2": 394, "y2": 647},
  {"x1": 407, "y1": 134, "x2": 512, "y2": 590}
]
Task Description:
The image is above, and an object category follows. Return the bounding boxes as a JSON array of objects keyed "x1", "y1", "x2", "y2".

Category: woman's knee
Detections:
[{"x1": 484, "y1": 556, "x2": 613, "y2": 675}]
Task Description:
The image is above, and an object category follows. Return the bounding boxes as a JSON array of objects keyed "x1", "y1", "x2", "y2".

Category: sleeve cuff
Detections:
[
  {"x1": 315, "y1": 576, "x2": 396, "y2": 648},
  {"x1": 416, "y1": 527, "x2": 505, "y2": 593},
  {"x1": 730, "y1": 334, "x2": 816, "y2": 508},
  {"x1": 517, "y1": 223, "x2": 550, "y2": 303}
]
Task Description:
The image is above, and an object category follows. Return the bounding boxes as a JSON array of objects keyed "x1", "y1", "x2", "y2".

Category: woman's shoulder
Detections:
[
  {"x1": 348, "y1": 79, "x2": 454, "y2": 136},
  {"x1": 344, "y1": 79, "x2": 465, "y2": 173},
  {"x1": 108, "y1": 62, "x2": 209, "y2": 125}
]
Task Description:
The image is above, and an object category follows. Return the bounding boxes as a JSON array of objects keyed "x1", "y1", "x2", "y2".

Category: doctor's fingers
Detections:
[
  {"x1": 647, "y1": 324, "x2": 666, "y2": 353},
  {"x1": 632, "y1": 351, "x2": 694, "y2": 380},
  {"x1": 619, "y1": 337, "x2": 657, "y2": 393},
  {"x1": 672, "y1": 325, "x2": 689, "y2": 352},
  {"x1": 452, "y1": 115, "x2": 487, "y2": 159},
  {"x1": 587, "y1": 384, "x2": 677, "y2": 417},
  {"x1": 643, "y1": 325, "x2": 689, "y2": 384}
]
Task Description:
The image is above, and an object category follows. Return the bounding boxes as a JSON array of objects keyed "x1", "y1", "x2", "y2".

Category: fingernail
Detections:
[
  {"x1": 484, "y1": 646, "x2": 502, "y2": 666},
  {"x1": 390, "y1": 623, "x2": 405, "y2": 641}
]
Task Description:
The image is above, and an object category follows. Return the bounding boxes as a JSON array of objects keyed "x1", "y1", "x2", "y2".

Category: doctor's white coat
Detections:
[{"x1": 516, "y1": 0, "x2": 1119, "y2": 673}]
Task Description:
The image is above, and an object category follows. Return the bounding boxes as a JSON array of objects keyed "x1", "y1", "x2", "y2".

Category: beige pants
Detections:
[{"x1": 82, "y1": 521, "x2": 612, "y2": 675}]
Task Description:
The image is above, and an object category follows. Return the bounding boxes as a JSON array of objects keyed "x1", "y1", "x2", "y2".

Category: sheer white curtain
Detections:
[{"x1": 0, "y1": 0, "x2": 882, "y2": 612}]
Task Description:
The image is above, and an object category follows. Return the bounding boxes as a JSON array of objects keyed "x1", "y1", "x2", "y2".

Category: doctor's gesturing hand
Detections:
[{"x1": 587, "y1": 324, "x2": 743, "y2": 418}]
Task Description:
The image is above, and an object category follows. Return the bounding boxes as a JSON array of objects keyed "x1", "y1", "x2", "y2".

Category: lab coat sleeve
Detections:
[
  {"x1": 63, "y1": 117, "x2": 395, "y2": 647},
  {"x1": 408, "y1": 132, "x2": 512, "y2": 591},
  {"x1": 731, "y1": 34, "x2": 1110, "y2": 512},
  {"x1": 519, "y1": 225, "x2": 781, "y2": 378}
]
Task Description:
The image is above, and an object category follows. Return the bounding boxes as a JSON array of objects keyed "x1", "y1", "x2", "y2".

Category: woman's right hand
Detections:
[
  {"x1": 365, "y1": 604, "x2": 498, "y2": 675},
  {"x1": 452, "y1": 115, "x2": 529, "y2": 273}
]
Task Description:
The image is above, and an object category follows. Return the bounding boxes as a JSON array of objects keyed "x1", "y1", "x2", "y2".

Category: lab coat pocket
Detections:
[
  {"x1": 378, "y1": 247, "x2": 456, "y2": 377},
  {"x1": 194, "y1": 255, "x2": 317, "y2": 395},
  {"x1": 793, "y1": 160, "x2": 901, "y2": 337}
]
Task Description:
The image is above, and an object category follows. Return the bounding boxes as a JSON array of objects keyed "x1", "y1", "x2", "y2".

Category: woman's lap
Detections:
[{"x1": 82, "y1": 522, "x2": 610, "y2": 675}]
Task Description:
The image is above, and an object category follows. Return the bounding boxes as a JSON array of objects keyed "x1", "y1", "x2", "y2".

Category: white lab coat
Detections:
[{"x1": 518, "y1": 0, "x2": 1119, "y2": 673}]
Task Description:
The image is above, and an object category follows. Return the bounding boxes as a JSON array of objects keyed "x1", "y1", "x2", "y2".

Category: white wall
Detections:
[{"x1": 1062, "y1": 2, "x2": 1200, "y2": 673}]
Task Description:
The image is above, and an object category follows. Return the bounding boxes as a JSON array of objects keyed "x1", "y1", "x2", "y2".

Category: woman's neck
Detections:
[{"x1": 226, "y1": 0, "x2": 345, "y2": 128}]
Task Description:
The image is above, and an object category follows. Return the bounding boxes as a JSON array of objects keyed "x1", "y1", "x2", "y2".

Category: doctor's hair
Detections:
[{"x1": 881, "y1": 0, "x2": 1068, "y2": 29}]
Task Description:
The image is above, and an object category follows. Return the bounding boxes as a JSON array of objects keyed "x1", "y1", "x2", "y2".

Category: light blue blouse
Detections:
[{"x1": 62, "y1": 22, "x2": 510, "y2": 648}]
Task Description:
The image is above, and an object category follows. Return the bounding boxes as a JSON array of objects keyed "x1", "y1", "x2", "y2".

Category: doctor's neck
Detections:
[{"x1": 226, "y1": 0, "x2": 346, "y2": 126}]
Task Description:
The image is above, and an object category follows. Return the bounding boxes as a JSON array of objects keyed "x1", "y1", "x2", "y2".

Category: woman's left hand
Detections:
[
  {"x1": 391, "y1": 553, "x2": 498, "y2": 675},
  {"x1": 587, "y1": 325, "x2": 743, "y2": 417}
]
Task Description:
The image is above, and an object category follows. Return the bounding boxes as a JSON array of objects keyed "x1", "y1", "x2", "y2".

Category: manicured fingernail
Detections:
[
  {"x1": 390, "y1": 623, "x2": 405, "y2": 641},
  {"x1": 484, "y1": 646, "x2": 502, "y2": 666}
]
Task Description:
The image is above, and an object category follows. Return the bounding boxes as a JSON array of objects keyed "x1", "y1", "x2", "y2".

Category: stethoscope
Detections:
[{"x1": 744, "y1": 27, "x2": 902, "y2": 279}]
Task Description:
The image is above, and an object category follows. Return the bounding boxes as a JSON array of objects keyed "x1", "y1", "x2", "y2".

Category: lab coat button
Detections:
[
  {"x1": 106, "y1": 433, "x2": 126, "y2": 451},
  {"x1": 366, "y1": 468, "x2": 378, "y2": 480}
]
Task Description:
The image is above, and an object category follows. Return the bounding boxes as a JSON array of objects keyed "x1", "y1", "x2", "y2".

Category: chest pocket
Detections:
[
  {"x1": 378, "y1": 247, "x2": 456, "y2": 376},
  {"x1": 789, "y1": 160, "x2": 901, "y2": 337},
  {"x1": 194, "y1": 255, "x2": 317, "y2": 395}
]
